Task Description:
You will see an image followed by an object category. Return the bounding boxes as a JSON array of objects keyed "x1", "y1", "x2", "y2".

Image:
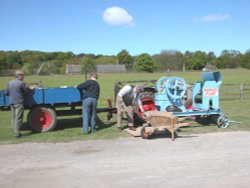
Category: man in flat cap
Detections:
[
  {"x1": 116, "y1": 84, "x2": 144, "y2": 131},
  {"x1": 5, "y1": 70, "x2": 30, "y2": 138}
]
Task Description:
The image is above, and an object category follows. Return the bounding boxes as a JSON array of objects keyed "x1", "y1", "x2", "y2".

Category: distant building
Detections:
[
  {"x1": 66, "y1": 64, "x2": 81, "y2": 74},
  {"x1": 97, "y1": 64, "x2": 126, "y2": 73}
]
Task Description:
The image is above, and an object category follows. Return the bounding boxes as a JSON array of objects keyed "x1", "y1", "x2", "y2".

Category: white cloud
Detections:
[
  {"x1": 102, "y1": 6, "x2": 134, "y2": 26},
  {"x1": 193, "y1": 13, "x2": 230, "y2": 23}
]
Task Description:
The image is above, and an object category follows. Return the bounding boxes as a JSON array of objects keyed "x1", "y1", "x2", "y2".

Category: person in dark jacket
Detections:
[
  {"x1": 116, "y1": 84, "x2": 144, "y2": 131},
  {"x1": 5, "y1": 70, "x2": 30, "y2": 138},
  {"x1": 77, "y1": 72, "x2": 100, "y2": 134}
]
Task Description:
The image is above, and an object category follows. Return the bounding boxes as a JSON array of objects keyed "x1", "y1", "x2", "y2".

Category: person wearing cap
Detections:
[
  {"x1": 5, "y1": 70, "x2": 30, "y2": 138},
  {"x1": 116, "y1": 84, "x2": 144, "y2": 131},
  {"x1": 77, "y1": 72, "x2": 100, "y2": 134}
]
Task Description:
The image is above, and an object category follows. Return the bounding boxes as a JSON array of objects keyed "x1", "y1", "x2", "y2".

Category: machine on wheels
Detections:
[
  {"x1": 154, "y1": 71, "x2": 228, "y2": 128},
  {"x1": 131, "y1": 71, "x2": 229, "y2": 139}
]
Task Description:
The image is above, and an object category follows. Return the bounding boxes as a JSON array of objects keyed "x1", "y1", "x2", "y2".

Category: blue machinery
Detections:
[{"x1": 154, "y1": 71, "x2": 229, "y2": 128}]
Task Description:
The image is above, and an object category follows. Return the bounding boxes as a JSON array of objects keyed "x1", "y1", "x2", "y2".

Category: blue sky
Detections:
[{"x1": 1, "y1": 0, "x2": 250, "y2": 56}]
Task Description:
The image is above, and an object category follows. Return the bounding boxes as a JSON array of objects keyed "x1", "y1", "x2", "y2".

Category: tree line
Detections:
[{"x1": 0, "y1": 49, "x2": 250, "y2": 75}]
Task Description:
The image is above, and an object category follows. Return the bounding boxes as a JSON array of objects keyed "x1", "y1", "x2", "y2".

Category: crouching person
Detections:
[{"x1": 116, "y1": 84, "x2": 144, "y2": 131}]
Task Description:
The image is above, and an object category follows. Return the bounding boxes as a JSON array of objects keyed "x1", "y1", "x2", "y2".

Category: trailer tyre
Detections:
[{"x1": 28, "y1": 107, "x2": 57, "y2": 132}]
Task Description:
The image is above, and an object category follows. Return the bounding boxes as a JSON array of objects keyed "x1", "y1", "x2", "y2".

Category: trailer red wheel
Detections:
[{"x1": 28, "y1": 107, "x2": 57, "y2": 132}]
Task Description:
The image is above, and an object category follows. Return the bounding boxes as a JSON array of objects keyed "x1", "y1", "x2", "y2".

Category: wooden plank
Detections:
[{"x1": 124, "y1": 127, "x2": 141, "y2": 137}]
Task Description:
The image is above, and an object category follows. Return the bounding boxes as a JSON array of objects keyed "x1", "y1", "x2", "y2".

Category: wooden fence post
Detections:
[{"x1": 240, "y1": 83, "x2": 244, "y2": 100}]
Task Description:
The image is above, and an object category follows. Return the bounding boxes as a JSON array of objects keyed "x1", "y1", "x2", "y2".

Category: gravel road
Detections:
[{"x1": 0, "y1": 131, "x2": 250, "y2": 188}]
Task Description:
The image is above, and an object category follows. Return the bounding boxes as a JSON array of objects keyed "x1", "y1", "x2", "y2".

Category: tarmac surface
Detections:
[{"x1": 0, "y1": 131, "x2": 250, "y2": 188}]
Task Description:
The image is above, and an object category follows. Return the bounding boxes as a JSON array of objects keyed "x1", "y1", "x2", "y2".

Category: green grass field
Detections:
[{"x1": 1, "y1": 69, "x2": 250, "y2": 144}]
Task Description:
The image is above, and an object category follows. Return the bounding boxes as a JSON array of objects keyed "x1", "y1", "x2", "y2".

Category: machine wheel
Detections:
[
  {"x1": 140, "y1": 123, "x2": 153, "y2": 139},
  {"x1": 216, "y1": 115, "x2": 229, "y2": 128},
  {"x1": 28, "y1": 106, "x2": 57, "y2": 132},
  {"x1": 165, "y1": 77, "x2": 187, "y2": 100}
]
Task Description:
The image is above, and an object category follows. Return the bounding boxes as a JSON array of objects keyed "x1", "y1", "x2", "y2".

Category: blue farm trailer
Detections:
[{"x1": 0, "y1": 87, "x2": 115, "y2": 132}]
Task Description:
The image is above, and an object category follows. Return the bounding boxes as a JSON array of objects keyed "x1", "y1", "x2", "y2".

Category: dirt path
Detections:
[{"x1": 0, "y1": 131, "x2": 250, "y2": 188}]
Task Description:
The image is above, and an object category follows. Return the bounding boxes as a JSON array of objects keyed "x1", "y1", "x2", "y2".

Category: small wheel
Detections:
[
  {"x1": 217, "y1": 115, "x2": 229, "y2": 128},
  {"x1": 28, "y1": 106, "x2": 57, "y2": 132},
  {"x1": 140, "y1": 124, "x2": 153, "y2": 139}
]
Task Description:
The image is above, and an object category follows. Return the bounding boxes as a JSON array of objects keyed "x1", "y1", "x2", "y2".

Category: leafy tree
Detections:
[
  {"x1": 19, "y1": 51, "x2": 45, "y2": 74},
  {"x1": 207, "y1": 51, "x2": 217, "y2": 65},
  {"x1": 183, "y1": 51, "x2": 194, "y2": 70},
  {"x1": 57, "y1": 52, "x2": 74, "y2": 61},
  {"x1": 22, "y1": 62, "x2": 33, "y2": 75},
  {"x1": 0, "y1": 51, "x2": 7, "y2": 74},
  {"x1": 80, "y1": 57, "x2": 96, "y2": 80},
  {"x1": 188, "y1": 51, "x2": 208, "y2": 70},
  {"x1": 215, "y1": 56, "x2": 227, "y2": 69},
  {"x1": 6, "y1": 51, "x2": 23, "y2": 70},
  {"x1": 134, "y1": 53, "x2": 155, "y2": 73},
  {"x1": 240, "y1": 49, "x2": 250, "y2": 69},
  {"x1": 153, "y1": 50, "x2": 185, "y2": 71},
  {"x1": 95, "y1": 56, "x2": 116, "y2": 64},
  {"x1": 216, "y1": 50, "x2": 241, "y2": 68},
  {"x1": 117, "y1": 50, "x2": 134, "y2": 69}
]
